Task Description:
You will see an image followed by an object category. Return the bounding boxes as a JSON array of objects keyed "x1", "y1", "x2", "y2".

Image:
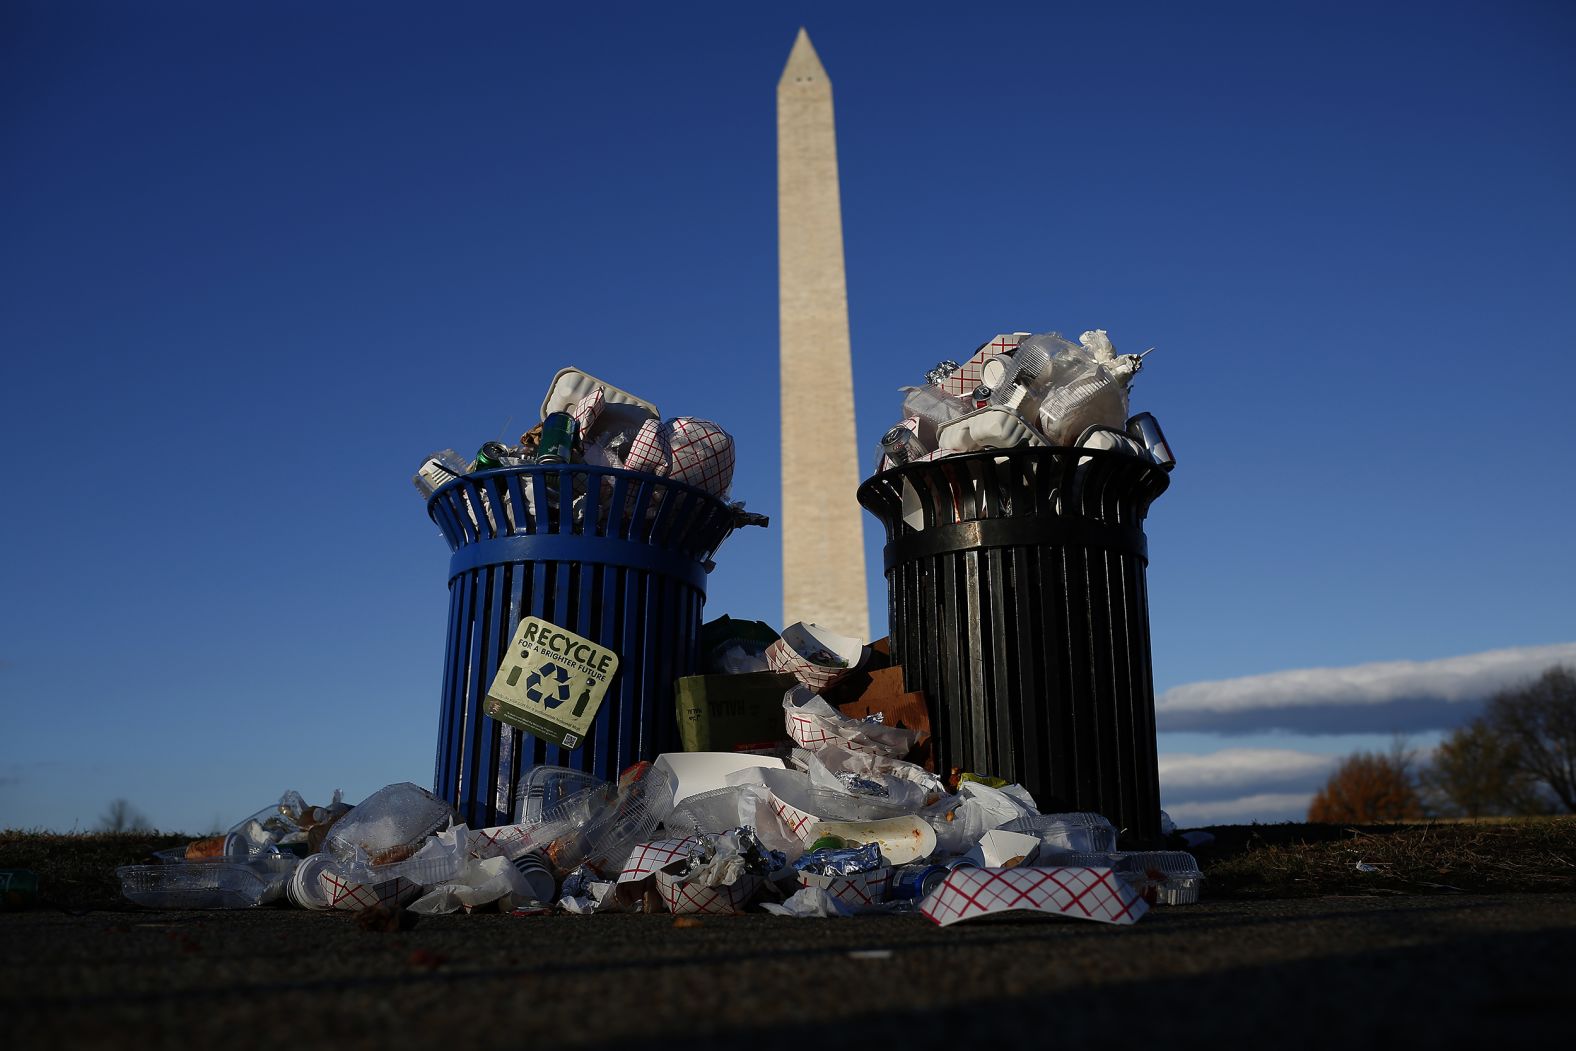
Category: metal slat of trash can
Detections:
[
  {"x1": 427, "y1": 464, "x2": 735, "y2": 829},
  {"x1": 857, "y1": 447, "x2": 1170, "y2": 841}
]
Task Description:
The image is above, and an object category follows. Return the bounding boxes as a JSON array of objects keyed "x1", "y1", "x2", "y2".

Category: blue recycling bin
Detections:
[{"x1": 426, "y1": 464, "x2": 738, "y2": 828}]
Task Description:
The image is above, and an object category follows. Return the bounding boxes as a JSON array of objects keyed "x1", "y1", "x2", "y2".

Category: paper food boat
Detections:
[
  {"x1": 654, "y1": 868, "x2": 764, "y2": 915},
  {"x1": 921, "y1": 865, "x2": 1147, "y2": 927},
  {"x1": 767, "y1": 622, "x2": 867, "y2": 692},
  {"x1": 317, "y1": 863, "x2": 421, "y2": 913},
  {"x1": 617, "y1": 837, "x2": 704, "y2": 885},
  {"x1": 798, "y1": 867, "x2": 892, "y2": 909}
]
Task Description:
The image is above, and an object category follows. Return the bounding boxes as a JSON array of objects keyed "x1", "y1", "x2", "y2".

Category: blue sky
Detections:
[{"x1": 3, "y1": 2, "x2": 1573, "y2": 832}]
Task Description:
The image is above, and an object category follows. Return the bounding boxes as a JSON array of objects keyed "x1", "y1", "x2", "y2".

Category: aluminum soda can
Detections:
[
  {"x1": 472, "y1": 441, "x2": 510, "y2": 471},
  {"x1": 887, "y1": 863, "x2": 948, "y2": 901},
  {"x1": 1125, "y1": 412, "x2": 1175, "y2": 470},
  {"x1": 879, "y1": 425, "x2": 925, "y2": 467},
  {"x1": 971, "y1": 385, "x2": 993, "y2": 409},
  {"x1": 536, "y1": 412, "x2": 580, "y2": 466}
]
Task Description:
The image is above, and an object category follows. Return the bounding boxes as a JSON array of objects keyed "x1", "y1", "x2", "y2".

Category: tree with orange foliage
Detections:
[{"x1": 1307, "y1": 741, "x2": 1424, "y2": 823}]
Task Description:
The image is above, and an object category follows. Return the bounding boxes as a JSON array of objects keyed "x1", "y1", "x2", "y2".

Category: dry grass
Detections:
[
  {"x1": 1201, "y1": 817, "x2": 1576, "y2": 899},
  {"x1": 0, "y1": 828, "x2": 191, "y2": 911}
]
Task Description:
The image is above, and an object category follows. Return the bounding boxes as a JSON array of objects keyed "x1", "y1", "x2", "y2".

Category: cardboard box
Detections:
[
  {"x1": 824, "y1": 664, "x2": 934, "y2": 770},
  {"x1": 673, "y1": 671, "x2": 797, "y2": 754}
]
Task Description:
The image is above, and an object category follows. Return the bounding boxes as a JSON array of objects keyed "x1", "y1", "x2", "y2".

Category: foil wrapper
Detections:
[
  {"x1": 836, "y1": 773, "x2": 891, "y2": 798},
  {"x1": 559, "y1": 865, "x2": 599, "y2": 900},
  {"x1": 924, "y1": 360, "x2": 962, "y2": 386},
  {"x1": 678, "y1": 827, "x2": 785, "y2": 880},
  {"x1": 792, "y1": 841, "x2": 885, "y2": 877}
]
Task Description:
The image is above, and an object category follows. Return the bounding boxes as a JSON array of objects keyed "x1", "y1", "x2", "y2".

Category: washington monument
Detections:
[{"x1": 777, "y1": 28, "x2": 870, "y2": 642}]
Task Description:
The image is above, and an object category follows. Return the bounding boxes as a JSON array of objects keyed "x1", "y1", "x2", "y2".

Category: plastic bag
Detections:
[{"x1": 782, "y1": 686, "x2": 921, "y2": 759}]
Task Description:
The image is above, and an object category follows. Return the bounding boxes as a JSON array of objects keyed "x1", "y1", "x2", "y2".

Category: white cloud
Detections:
[
  {"x1": 1155, "y1": 642, "x2": 1576, "y2": 735},
  {"x1": 1164, "y1": 792, "x2": 1315, "y2": 826},
  {"x1": 1159, "y1": 748, "x2": 1336, "y2": 803}
]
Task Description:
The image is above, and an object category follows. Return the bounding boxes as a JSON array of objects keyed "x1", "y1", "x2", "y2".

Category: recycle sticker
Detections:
[{"x1": 484, "y1": 617, "x2": 619, "y2": 751}]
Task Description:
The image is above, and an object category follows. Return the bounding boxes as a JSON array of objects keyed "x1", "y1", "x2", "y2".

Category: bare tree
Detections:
[
  {"x1": 1308, "y1": 739, "x2": 1424, "y2": 823},
  {"x1": 99, "y1": 798, "x2": 151, "y2": 833},
  {"x1": 1482, "y1": 665, "x2": 1576, "y2": 813}
]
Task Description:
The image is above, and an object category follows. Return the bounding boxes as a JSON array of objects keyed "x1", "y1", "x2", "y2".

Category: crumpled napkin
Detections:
[
  {"x1": 759, "y1": 886, "x2": 855, "y2": 919},
  {"x1": 407, "y1": 854, "x2": 531, "y2": 914}
]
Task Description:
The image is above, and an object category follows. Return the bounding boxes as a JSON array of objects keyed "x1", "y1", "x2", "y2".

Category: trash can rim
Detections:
[
  {"x1": 856, "y1": 444, "x2": 1170, "y2": 499},
  {"x1": 426, "y1": 461, "x2": 733, "y2": 517}
]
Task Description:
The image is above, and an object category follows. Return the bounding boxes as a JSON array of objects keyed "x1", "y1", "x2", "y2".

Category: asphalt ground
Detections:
[{"x1": 5, "y1": 893, "x2": 1575, "y2": 1050}]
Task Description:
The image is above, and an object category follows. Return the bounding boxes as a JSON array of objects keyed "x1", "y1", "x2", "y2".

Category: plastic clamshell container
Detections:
[
  {"x1": 1001, "y1": 811, "x2": 1118, "y2": 853},
  {"x1": 663, "y1": 785, "x2": 749, "y2": 836},
  {"x1": 324, "y1": 782, "x2": 454, "y2": 870},
  {"x1": 479, "y1": 763, "x2": 674, "y2": 878},
  {"x1": 1118, "y1": 850, "x2": 1203, "y2": 905},
  {"x1": 514, "y1": 766, "x2": 607, "y2": 824},
  {"x1": 116, "y1": 857, "x2": 296, "y2": 910}
]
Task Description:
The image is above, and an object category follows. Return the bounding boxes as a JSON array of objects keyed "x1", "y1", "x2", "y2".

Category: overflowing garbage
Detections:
[
  {"x1": 116, "y1": 336, "x2": 1194, "y2": 926},
  {"x1": 411, "y1": 366, "x2": 768, "y2": 538},
  {"x1": 119, "y1": 623, "x2": 1202, "y2": 926},
  {"x1": 873, "y1": 329, "x2": 1174, "y2": 473}
]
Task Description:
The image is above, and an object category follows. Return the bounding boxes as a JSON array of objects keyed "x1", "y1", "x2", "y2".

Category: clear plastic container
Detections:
[
  {"x1": 1034, "y1": 850, "x2": 1122, "y2": 868},
  {"x1": 1001, "y1": 811, "x2": 1118, "y2": 853},
  {"x1": 492, "y1": 762, "x2": 674, "y2": 879},
  {"x1": 117, "y1": 856, "x2": 298, "y2": 910},
  {"x1": 513, "y1": 765, "x2": 607, "y2": 824},
  {"x1": 1116, "y1": 850, "x2": 1203, "y2": 905},
  {"x1": 324, "y1": 782, "x2": 454, "y2": 871},
  {"x1": 664, "y1": 785, "x2": 749, "y2": 836},
  {"x1": 988, "y1": 336, "x2": 1058, "y2": 416},
  {"x1": 900, "y1": 384, "x2": 971, "y2": 447},
  {"x1": 413, "y1": 449, "x2": 470, "y2": 500}
]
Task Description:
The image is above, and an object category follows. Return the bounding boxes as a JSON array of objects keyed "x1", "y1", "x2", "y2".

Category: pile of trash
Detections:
[
  {"x1": 118, "y1": 625, "x2": 1205, "y2": 927},
  {"x1": 872, "y1": 330, "x2": 1174, "y2": 473},
  {"x1": 410, "y1": 366, "x2": 767, "y2": 537}
]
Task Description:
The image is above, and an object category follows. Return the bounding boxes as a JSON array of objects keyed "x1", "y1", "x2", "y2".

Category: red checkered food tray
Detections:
[{"x1": 921, "y1": 865, "x2": 1148, "y2": 927}]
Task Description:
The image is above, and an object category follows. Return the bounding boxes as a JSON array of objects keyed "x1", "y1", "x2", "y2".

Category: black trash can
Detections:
[
  {"x1": 857, "y1": 446, "x2": 1170, "y2": 841},
  {"x1": 427, "y1": 464, "x2": 738, "y2": 828}
]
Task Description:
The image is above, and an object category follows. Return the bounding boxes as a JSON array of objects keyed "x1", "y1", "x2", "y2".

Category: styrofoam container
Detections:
[{"x1": 808, "y1": 815, "x2": 937, "y2": 866}]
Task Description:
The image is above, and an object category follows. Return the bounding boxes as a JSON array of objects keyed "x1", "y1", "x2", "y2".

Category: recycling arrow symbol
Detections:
[{"x1": 523, "y1": 662, "x2": 573, "y2": 709}]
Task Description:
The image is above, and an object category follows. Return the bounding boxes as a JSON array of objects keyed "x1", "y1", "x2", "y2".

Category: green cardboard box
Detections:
[{"x1": 673, "y1": 671, "x2": 797, "y2": 754}]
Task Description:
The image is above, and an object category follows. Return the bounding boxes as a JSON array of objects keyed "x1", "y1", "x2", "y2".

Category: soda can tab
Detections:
[
  {"x1": 924, "y1": 360, "x2": 961, "y2": 387},
  {"x1": 536, "y1": 411, "x2": 581, "y2": 466},
  {"x1": 879, "y1": 424, "x2": 925, "y2": 467},
  {"x1": 887, "y1": 863, "x2": 948, "y2": 902},
  {"x1": 1125, "y1": 412, "x2": 1174, "y2": 470},
  {"x1": 971, "y1": 385, "x2": 992, "y2": 409}
]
